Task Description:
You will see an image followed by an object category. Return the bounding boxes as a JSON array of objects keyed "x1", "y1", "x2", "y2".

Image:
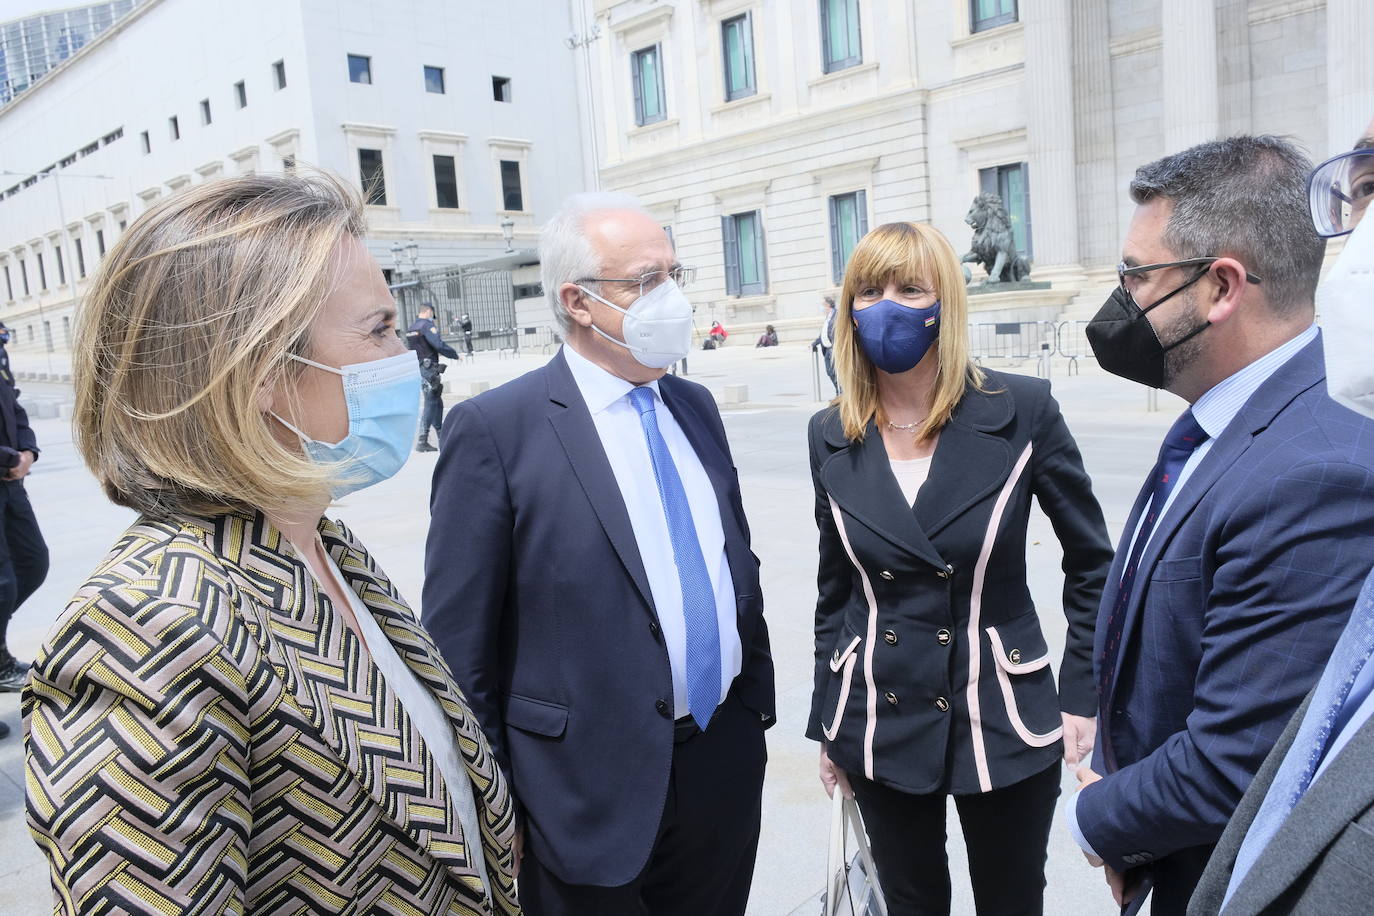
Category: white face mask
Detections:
[
  {"x1": 578, "y1": 278, "x2": 694, "y2": 369},
  {"x1": 1319, "y1": 214, "x2": 1374, "y2": 419}
]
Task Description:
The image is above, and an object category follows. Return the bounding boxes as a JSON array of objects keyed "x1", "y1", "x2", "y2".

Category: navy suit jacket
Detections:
[
  {"x1": 422, "y1": 348, "x2": 775, "y2": 887},
  {"x1": 1078, "y1": 336, "x2": 1374, "y2": 900}
]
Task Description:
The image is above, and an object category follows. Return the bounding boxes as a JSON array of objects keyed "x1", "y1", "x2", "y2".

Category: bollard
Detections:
[
  {"x1": 467, "y1": 380, "x2": 491, "y2": 397},
  {"x1": 811, "y1": 349, "x2": 821, "y2": 402},
  {"x1": 1147, "y1": 388, "x2": 1159, "y2": 413},
  {"x1": 723, "y1": 384, "x2": 748, "y2": 405}
]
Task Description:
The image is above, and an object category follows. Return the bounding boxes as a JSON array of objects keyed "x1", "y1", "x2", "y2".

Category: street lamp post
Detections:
[{"x1": 500, "y1": 216, "x2": 515, "y2": 253}]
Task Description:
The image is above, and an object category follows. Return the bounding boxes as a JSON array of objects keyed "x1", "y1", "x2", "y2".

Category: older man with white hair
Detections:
[{"x1": 422, "y1": 192, "x2": 775, "y2": 915}]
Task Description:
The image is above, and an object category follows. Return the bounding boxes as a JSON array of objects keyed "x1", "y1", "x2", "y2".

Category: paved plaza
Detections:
[{"x1": 0, "y1": 342, "x2": 1184, "y2": 915}]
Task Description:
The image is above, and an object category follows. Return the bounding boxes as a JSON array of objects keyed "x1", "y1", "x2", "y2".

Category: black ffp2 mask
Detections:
[{"x1": 1085, "y1": 278, "x2": 1211, "y2": 389}]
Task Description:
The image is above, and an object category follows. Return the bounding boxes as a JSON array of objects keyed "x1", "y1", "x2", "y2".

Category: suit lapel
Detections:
[
  {"x1": 658, "y1": 380, "x2": 747, "y2": 552},
  {"x1": 1104, "y1": 338, "x2": 1328, "y2": 711},
  {"x1": 911, "y1": 386, "x2": 1014, "y2": 540},
  {"x1": 1233, "y1": 704, "x2": 1374, "y2": 914},
  {"x1": 214, "y1": 513, "x2": 511, "y2": 904},
  {"x1": 544, "y1": 349, "x2": 658, "y2": 617}
]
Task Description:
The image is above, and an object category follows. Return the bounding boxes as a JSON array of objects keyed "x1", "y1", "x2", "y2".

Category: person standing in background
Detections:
[
  {"x1": 407, "y1": 303, "x2": 459, "y2": 453},
  {"x1": 813, "y1": 295, "x2": 839, "y2": 396}
]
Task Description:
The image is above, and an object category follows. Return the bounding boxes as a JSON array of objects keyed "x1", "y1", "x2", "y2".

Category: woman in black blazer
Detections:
[{"x1": 807, "y1": 221, "x2": 1112, "y2": 915}]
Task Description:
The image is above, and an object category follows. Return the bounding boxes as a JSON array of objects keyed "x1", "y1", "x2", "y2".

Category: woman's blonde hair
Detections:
[
  {"x1": 73, "y1": 170, "x2": 367, "y2": 520},
  {"x1": 833, "y1": 221, "x2": 987, "y2": 442}
]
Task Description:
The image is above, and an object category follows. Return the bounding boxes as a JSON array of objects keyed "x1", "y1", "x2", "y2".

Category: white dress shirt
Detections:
[
  {"x1": 319, "y1": 551, "x2": 490, "y2": 903},
  {"x1": 563, "y1": 343, "x2": 743, "y2": 719},
  {"x1": 889, "y1": 455, "x2": 933, "y2": 507},
  {"x1": 1068, "y1": 324, "x2": 1319, "y2": 857}
]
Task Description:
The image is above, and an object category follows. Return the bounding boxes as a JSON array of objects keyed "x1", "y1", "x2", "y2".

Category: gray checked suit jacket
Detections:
[{"x1": 1190, "y1": 688, "x2": 1374, "y2": 915}]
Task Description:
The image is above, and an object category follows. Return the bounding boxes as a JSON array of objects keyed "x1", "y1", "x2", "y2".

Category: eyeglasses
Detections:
[
  {"x1": 577, "y1": 266, "x2": 696, "y2": 298},
  {"x1": 1117, "y1": 258, "x2": 1262, "y2": 294},
  {"x1": 1308, "y1": 147, "x2": 1374, "y2": 237}
]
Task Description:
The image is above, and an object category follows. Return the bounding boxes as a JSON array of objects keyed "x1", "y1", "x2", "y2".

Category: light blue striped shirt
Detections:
[{"x1": 1068, "y1": 324, "x2": 1319, "y2": 858}]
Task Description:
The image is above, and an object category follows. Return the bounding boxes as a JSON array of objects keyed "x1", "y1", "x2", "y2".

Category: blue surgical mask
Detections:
[
  {"x1": 853, "y1": 298, "x2": 941, "y2": 374},
  {"x1": 272, "y1": 351, "x2": 422, "y2": 499}
]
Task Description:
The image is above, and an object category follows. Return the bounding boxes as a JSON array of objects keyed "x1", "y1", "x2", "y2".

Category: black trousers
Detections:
[
  {"x1": 0, "y1": 479, "x2": 48, "y2": 647},
  {"x1": 519, "y1": 693, "x2": 767, "y2": 915},
  {"x1": 420, "y1": 390, "x2": 444, "y2": 439},
  {"x1": 851, "y1": 761, "x2": 1061, "y2": 916}
]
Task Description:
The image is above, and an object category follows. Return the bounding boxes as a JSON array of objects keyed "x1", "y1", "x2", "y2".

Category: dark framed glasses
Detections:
[
  {"x1": 1117, "y1": 258, "x2": 1262, "y2": 292},
  {"x1": 577, "y1": 266, "x2": 696, "y2": 297},
  {"x1": 1308, "y1": 148, "x2": 1374, "y2": 237}
]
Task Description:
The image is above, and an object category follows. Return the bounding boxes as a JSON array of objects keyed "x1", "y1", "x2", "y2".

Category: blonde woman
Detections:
[
  {"x1": 806, "y1": 222, "x2": 1112, "y2": 914},
  {"x1": 23, "y1": 173, "x2": 519, "y2": 915}
]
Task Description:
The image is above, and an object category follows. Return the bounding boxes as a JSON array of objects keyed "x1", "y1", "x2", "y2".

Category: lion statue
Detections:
[{"x1": 961, "y1": 192, "x2": 1031, "y2": 284}]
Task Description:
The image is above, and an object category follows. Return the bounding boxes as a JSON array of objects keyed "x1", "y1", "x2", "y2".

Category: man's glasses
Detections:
[
  {"x1": 1309, "y1": 148, "x2": 1374, "y2": 237},
  {"x1": 578, "y1": 266, "x2": 696, "y2": 298},
  {"x1": 1117, "y1": 258, "x2": 1262, "y2": 295}
]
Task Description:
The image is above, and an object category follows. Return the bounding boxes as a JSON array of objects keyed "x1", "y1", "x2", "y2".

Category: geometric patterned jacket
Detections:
[{"x1": 24, "y1": 511, "x2": 520, "y2": 915}]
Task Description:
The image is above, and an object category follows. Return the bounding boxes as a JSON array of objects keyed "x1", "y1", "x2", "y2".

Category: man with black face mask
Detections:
[{"x1": 1068, "y1": 135, "x2": 1374, "y2": 915}]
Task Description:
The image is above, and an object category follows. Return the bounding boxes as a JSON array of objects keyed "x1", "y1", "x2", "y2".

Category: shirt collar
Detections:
[
  {"x1": 562, "y1": 342, "x2": 661, "y2": 415},
  {"x1": 1190, "y1": 324, "x2": 1318, "y2": 438}
]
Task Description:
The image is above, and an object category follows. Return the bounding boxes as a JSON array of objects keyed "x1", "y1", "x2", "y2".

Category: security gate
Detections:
[{"x1": 391, "y1": 264, "x2": 518, "y2": 354}]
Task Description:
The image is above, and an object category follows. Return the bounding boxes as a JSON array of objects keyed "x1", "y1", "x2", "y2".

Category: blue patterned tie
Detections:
[
  {"x1": 628, "y1": 387, "x2": 722, "y2": 730},
  {"x1": 1098, "y1": 409, "x2": 1209, "y2": 705},
  {"x1": 1227, "y1": 569, "x2": 1374, "y2": 899}
]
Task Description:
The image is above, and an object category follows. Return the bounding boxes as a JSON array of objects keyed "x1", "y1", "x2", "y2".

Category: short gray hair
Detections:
[
  {"x1": 539, "y1": 191, "x2": 651, "y2": 333},
  {"x1": 1129, "y1": 135, "x2": 1324, "y2": 316}
]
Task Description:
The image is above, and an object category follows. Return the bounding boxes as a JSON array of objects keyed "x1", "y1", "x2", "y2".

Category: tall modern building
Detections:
[
  {"x1": 580, "y1": 0, "x2": 1372, "y2": 331},
  {"x1": 0, "y1": 1, "x2": 139, "y2": 107},
  {"x1": 0, "y1": 0, "x2": 590, "y2": 354}
]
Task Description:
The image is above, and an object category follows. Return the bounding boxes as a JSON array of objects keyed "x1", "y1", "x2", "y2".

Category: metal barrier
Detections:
[{"x1": 967, "y1": 321, "x2": 1060, "y2": 378}]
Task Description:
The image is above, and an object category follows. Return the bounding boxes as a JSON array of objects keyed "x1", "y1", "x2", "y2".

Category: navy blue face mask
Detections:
[{"x1": 852, "y1": 298, "x2": 941, "y2": 374}]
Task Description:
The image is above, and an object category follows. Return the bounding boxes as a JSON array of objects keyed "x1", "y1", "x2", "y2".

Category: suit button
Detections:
[
  {"x1": 883, "y1": 629, "x2": 898, "y2": 646},
  {"x1": 936, "y1": 628, "x2": 952, "y2": 646},
  {"x1": 937, "y1": 564, "x2": 954, "y2": 579},
  {"x1": 884, "y1": 691, "x2": 899, "y2": 706},
  {"x1": 1009, "y1": 648, "x2": 1022, "y2": 664},
  {"x1": 649, "y1": 621, "x2": 661, "y2": 639},
  {"x1": 934, "y1": 696, "x2": 950, "y2": 712},
  {"x1": 655, "y1": 699, "x2": 670, "y2": 718},
  {"x1": 879, "y1": 570, "x2": 895, "y2": 581}
]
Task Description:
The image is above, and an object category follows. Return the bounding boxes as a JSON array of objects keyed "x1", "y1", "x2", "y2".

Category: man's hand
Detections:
[
  {"x1": 7, "y1": 450, "x2": 35, "y2": 480},
  {"x1": 1062, "y1": 713, "x2": 1097, "y2": 768},
  {"x1": 1076, "y1": 765, "x2": 1103, "y2": 790},
  {"x1": 819, "y1": 746, "x2": 853, "y2": 799},
  {"x1": 1106, "y1": 865, "x2": 1145, "y2": 907}
]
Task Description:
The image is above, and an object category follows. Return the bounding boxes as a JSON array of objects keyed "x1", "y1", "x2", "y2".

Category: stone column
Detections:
[
  {"x1": 1072, "y1": 0, "x2": 1116, "y2": 268},
  {"x1": 1161, "y1": 0, "x2": 1219, "y2": 150},
  {"x1": 1328, "y1": 0, "x2": 1374, "y2": 151},
  {"x1": 1023, "y1": 0, "x2": 1079, "y2": 271}
]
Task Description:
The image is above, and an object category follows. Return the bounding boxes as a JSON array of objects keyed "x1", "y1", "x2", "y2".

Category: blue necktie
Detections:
[
  {"x1": 1098, "y1": 409, "x2": 1209, "y2": 706},
  {"x1": 1227, "y1": 569, "x2": 1374, "y2": 900},
  {"x1": 628, "y1": 387, "x2": 722, "y2": 730}
]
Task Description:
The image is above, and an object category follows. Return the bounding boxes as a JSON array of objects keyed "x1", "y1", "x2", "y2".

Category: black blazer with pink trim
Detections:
[{"x1": 805, "y1": 369, "x2": 1112, "y2": 796}]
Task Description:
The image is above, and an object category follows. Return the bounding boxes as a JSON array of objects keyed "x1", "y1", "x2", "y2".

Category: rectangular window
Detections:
[
  {"x1": 273, "y1": 59, "x2": 286, "y2": 89},
  {"x1": 102, "y1": 128, "x2": 122, "y2": 144},
  {"x1": 828, "y1": 190, "x2": 869, "y2": 283},
  {"x1": 722, "y1": 13, "x2": 756, "y2": 102},
  {"x1": 62, "y1": 316, "x2": 70, "y2": 346},
  {"x1": 978, "y1": 163, "x2": 1032, "y2": 256},
  {"x1": 3, "y1": 265, "x2": 11, "y2": 300},
  {"x1": 37, "y1": 252, "x2": 47, "y2": 290},
  {"x1": 492, "y1": 75, "x2": 512, "y2": 102},
  {"x1": 235, "y1": 80, "x2": 247, "y2": 108},
  {"x1": 20, "y1": 260, "x2": 29, "y2": 295},
  {"x1": 348, "y1": 54, "x2": 372, "y2": 84},
  {"x1": 75, "y1": 238, "x2": 85, "y2": 278},
  {"x1": 119, "y1": 220, "x2": 126, "y2": 231},
  {"x1": 169, "y1": 115, "x2": 180, "y2": 140},
  {"x1": 433, "y1": 155, "x2": 460, "y2": 209},
  {"x1": 424, "y1": 65, "x2": 445, "y2": 94},
  {"x1": 358, "y1": 148, "x2": 386, "y2": 205},
  {"x1": 55, "y1": 246, "x2": 65, "y2": 285},
  {"x1": 140, "y1": 130, "x2": 150, "y2": 154},
  {"x1": 80, "y1": 141, "x2": 98, "y2": 156},
  {"x1": 60, "y1": 154, "x2": 76, "y2": 167},
  {"x1": 722, "y1": 211, "x2": 768, "y2": 296},
  {"x1": 970, "y1": 0, "x2": 1017, "y2": 33},
  {"x1": 96, "y1": 229, "x2": 106, "y2": 257},
  {"x1": 499, "y1": 160, "x2": 523, "y2": 211},
  {"x1": 820, "y1": 0, "x2": 862, "y2": 73},
  {"x1": 43, "y1": 320, "x2": 52, "y2": 352},
  {"x1": 200, "y1": 98, "x2": 212, "y2": 125},
  {"x1": 631, "y1": 45, "x2": 666, "y2": 127}
]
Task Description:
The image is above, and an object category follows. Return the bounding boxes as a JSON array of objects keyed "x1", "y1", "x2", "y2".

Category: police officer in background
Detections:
[
  {"x1": 407, "y1": 304, "x2": 459, "y2": 453},
  {"x1": 457, "y1": 312, "x2": 474, "y2": 357}
]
